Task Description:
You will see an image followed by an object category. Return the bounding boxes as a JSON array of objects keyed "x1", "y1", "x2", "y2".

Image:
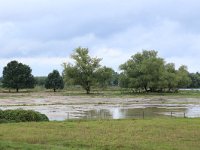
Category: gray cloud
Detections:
[{"x1": 0, "y1": 0, "x2": 200, "y2": 75}]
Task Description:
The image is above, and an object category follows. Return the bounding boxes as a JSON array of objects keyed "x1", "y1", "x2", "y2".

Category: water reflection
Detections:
[
  {"x1": 86, "y1": 107, "x2": 188, "y2": 120},
  {"x1": 186, "y1": 106, "x2": 200, "y2": 118},
  {"x1": 1, "y1": 104, "x2": 200, "y2": 121}
]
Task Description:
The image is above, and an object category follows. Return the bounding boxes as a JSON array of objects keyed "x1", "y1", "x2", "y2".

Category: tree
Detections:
[
  {"x1": 0, "y1": 77, "x2": 3, "y2": 88},
  {"x1": 163, "y1": 63, "x2": 178, "y2": 92},
  {"x1": 188, "y1": 72, "x2": 200, "y2": 88},
  {"x1": 176, "y1": 65, "x2": 191, "y2": 88},
  {"x1": 63, "y1": 47, "x2": 101, "y2": 94},
  {"x1": 45, "y1": 70, "x2": 64, "y2": 92},
  {"x1": 111, "y1": 71, "x2": 119, "y2": 86},
  {"x1": 120, "y1": 50, "x2": 165, "y2": 92},
  {"x1": 95, "y1": 66, "x2": 114, "y2": 88},
  {"x1": 2, "y1": 60, "x2": 35, "y2": 92},
  {"x1": 119, "y1": 72, "x2": 129, "y2": 88},
  {"x1": 119, "y1": 50, "x2": 191, "y2": 92}
]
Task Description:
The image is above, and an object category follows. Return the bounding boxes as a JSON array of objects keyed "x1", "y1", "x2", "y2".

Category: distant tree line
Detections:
[{"x1": 0, "y1": 47, "x2": 199, "y2": 93}]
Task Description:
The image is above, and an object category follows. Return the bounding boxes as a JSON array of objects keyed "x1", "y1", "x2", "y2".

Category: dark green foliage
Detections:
[
  {"x1": 176, "y1": 65, "x2": 191, "y2": 88},
  {"x1": 119, "y1": 73, "x2": 129, "y2": 88},
  {"x1": 0, "y1": 109, "x2": 49, "y2": 123},
  {"x1": 45, "y1": 70, "x2": 64, "y2": 92},
  {"x1": 188, "y1": 72, "x2": 200, "y2": 88},
  {"x1": 35, "y1": 76, "x2": 47, "y2": 87},
  {"x1": 0, "y1": 77, "x2": 2, "y2": 88},
  {"x1": 111, "y1": 71, "x2": 119, "y2": 86},
  {"x1": 2, "y1": 60, "x2": 35, "y2": 92},
  {"x1": 95, "y1": 66, "x2": 114, "y2": 88}
]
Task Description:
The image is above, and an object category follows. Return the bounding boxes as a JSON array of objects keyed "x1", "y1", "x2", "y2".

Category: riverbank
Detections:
[{"x1": 0, "y1": 118, "x2": 199, "y2": 150}]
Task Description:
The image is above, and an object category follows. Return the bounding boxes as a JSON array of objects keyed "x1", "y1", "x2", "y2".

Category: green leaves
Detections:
[
  {"x1": 63, "y1": 47, "x2": 102, "y2": 94},
  {"x1": 95, "y1": 66, "x2": 115, "y2": 88},
  {"x1": 45, "y1": 70, "x2": 64, "y2": 92},
  {"x1": 2, "y1": 60, "x2": 35, "y2": 92},
  {"x1": 120, "y1": 50, "x2": 191, "y2": 92}
]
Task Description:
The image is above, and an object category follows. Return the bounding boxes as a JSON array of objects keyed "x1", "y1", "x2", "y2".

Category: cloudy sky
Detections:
[{"x1": 0, "y1": 0, "x2": 200, "y2": 76}]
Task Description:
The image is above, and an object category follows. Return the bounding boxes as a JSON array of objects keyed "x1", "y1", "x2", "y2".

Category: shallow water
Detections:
[{"x1": 1, "y1": 104, "x2": 200, "y2": 120}]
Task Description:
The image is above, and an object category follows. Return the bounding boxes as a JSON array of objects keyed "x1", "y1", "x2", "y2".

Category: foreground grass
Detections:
[{"x1": 0, "y1": 118, "x2": 200, "y2": 150}]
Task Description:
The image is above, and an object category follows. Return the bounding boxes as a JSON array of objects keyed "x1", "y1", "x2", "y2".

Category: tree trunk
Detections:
[
  {"x1": 144, "y1": 86, "x2": 148, "y2": 92},
  {"x1": 86, "y1": 88, "x2": 90, "y2": 94},
  {"x1": 86, "y1": 86, "x2": 90, "y2": 94},
  {"x1": 85, "y1": 81, "x2": 91, "y2": 94},
  {"x1": 16, "y1": 88, "x2": 19, "y2": 93},
  {"x1": 54, "y1": 88, "x2": 56, "y2": 92}
]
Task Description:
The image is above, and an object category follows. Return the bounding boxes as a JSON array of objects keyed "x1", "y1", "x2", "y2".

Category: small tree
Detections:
[
  {"x1": 63, "y1": 47, "x2": 101, "y2": 94},
  {"x1": 2, "y1": 60, "x2": 35, "y2": 92},
  {"x1": 45, "y1": 70, "x2": 64, "y2": 92}
]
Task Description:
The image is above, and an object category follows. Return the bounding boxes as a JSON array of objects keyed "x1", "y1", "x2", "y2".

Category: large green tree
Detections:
[
  {"x1": 120, "y1": 50, "x2": 191, "y2": 92},
  {"x1": 2, "y1": 60, "x2": 35, "y2": 92},
  {"x1": 120, "y1": 50, "x2": 166, "y2": 92},
  {"x1": 45, "y1": 70, "x2": 64, "y2": 92},
  {"x1": 63, "y1": 47, "x2": 101, "y2": 94}
]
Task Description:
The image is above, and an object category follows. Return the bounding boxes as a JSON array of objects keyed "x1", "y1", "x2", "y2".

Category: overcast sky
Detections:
[{"x1": 0, "y1": 0, "x2": 200, "y2": 76}]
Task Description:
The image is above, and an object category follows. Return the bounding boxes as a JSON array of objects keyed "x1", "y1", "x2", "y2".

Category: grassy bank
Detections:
[{"x1": 0, "y1": 118, "x2": 200, "y2": 150}]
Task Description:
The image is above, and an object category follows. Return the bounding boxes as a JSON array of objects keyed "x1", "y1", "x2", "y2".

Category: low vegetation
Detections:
[
  {"x1": 0, "y1": 109, "x2": 49, "y2": 123},
  {"x1": 0, "y1": 118, "x2": 200, "y2": 150}
]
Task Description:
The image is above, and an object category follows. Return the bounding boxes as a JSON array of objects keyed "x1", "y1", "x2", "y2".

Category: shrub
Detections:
[{"x1": 0, "y1": 109, "x2": 49, "y2": 123}]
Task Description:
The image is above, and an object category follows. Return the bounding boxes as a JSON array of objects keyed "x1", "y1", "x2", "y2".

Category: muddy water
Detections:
[
  {"x1": 1, "y1": 103, "x2": 200, "y2": 120},
  {"x1": 1, "y1": 95, "x2": 200, "y2": 120}
]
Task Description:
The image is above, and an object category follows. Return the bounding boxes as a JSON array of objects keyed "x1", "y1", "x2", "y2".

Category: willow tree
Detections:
[
  {"x1": 63, "y1": 47, "x2": 101, "y2": 94},
  {"x1": 120, "y1": 50, "x2": 166, "y2": 92},
  {"x1": 120, "y1": 50, "x2": 191, "y2": 92}
]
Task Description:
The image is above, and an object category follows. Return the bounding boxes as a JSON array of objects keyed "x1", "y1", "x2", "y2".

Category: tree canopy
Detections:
[
  {"x1": 45, "y1": 70, "x2": 64, "y2": 92},
  {"x1": 2, "y1": 60, "x2": 35, "y2": 92},
  {"x1": 188, "y1": 72, "x2": 200, "y2": 88},
  {"x1": 95, "y1": 66, "x2": 115, "y2": 88},
  {"x1": 120, "y1": 50, "x2": 191, "y2": 92},
  {"x1": 63, "y1": 47, "x2": 102, "y2": 94}
]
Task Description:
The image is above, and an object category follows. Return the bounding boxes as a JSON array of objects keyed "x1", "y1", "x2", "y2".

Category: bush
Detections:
[{"x1": 0, "y1": 109, "x2": 49, "y2": 123}]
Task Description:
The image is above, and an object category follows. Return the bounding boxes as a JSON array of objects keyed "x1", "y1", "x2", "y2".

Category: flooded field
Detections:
[{"x1": 1, "y1": 94, "x2": 200, "y2": 120}]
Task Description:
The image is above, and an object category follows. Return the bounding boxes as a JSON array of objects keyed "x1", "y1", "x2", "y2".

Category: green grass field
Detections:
[{"x1": 0, "y1": 118, "x2": 200, "y2": 150}]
